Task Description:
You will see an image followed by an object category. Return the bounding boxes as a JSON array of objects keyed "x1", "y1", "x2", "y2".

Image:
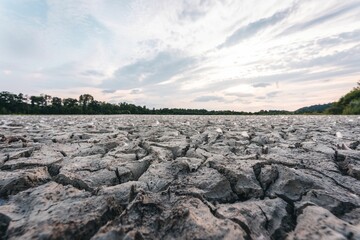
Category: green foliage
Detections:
[
  {"x1": 0, "y1": 91, "x2": 271, "y2": 115},
  {"x1": 343, "y1": 99, "x2": 360, "y2": 114},
  {"x1": 253, "y1": 110, "x2": 292, "y2": 115},
  {"x1": 326, "y1": 83, "x2": 360, "y2": 115},
  {"x1": 30, "y1": 95, "x2": 46, "y2": 107},
  {"x1": 295, "y1": 103, "x2": 333, "y2": 114},
  {"x1": 0, "y1": 92, "x2": 27, "y2": 113}
]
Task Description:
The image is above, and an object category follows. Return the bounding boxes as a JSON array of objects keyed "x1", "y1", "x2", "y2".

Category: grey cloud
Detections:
[
  {"x1": 253, "y1": 91, "x2": 281, "y2": 101},
  {"x1": 253, "y1": 82, "x2": 271, "y2": 88},
  {"x1": 178, "y1": 0, "x2": 213, "y2": 22},
  {"x1": 102, "y1": 89, "x2": 116, "y2": 94},
  {"x1": 224, "y1": 92, "x2": 254, "y2": 98},
  {"x1": 266, "y1": 91, "x2": 281, "y2": 98},
  {"x1": 218, "y1": 8, "x2": 290, "y2": 48},
  {"x1": 256, "y1": 96, "x2": 266, "y2": 100},
  {"x1": 290, "y1": 44, "x2": 360, "y2": 70},
  {"x1": 279, "y1": 3, "x2": 360, "y2": 36},
  {"x1": 101, "y1": 51, "x2": 197, "y2": 90},
  {"x1": 193, "y1": 95, "x2": 226, "y2": 102},
  {"x1": 317, "y1": 37, "x2": 342, "y2": 46},
  {"x1": 82, "y1": 70, "x2": 105, "y2": 77},
  {"x1": 179, "y1": 9, "x2": 206, "y2": 21},
  {"x1": 130, "y1": 89, "x2": 142, "y2": 94},
  {"x1": 316, "y1": 29, "x2": 360, "y2": 46},
  {"x1": 338, "y1": 30, "x2": 360, "y2": 41}
]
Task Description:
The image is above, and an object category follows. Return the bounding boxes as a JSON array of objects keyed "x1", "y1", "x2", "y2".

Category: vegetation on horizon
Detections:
[
  {"x1": 0, "y1": 83, "x2": 359, "y2": 115},
  {"x1": 325, "y1": 82, "x2": 360, "y2": 115},
  {"x1": 0, "y1": 91, "x2": 292, "y2": 115},
  {"x1": 294, "y1": 103, "x2": 334, "y2": 114}
]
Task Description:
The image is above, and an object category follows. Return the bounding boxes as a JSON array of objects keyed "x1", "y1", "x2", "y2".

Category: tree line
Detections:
[
  {"x1": 0, "y1": 83, "x2": 359, "y2": 115},
  {"x1": 0, "y1": 92, "x2": 257, "y2": 115}
]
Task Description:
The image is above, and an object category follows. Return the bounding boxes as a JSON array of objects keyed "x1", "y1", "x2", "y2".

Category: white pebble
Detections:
[
  {"x1": 336, "y1": 132, "x2": 343, "y2": 138},
  {"x1": 241, "y1": 131, "x2": 249, "y2": 138}
]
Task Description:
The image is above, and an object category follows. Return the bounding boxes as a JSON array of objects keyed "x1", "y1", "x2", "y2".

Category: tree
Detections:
[
  {"x1": 51, "y1": 97, "x2": 62, "y2": 113},
  {"x1": 63, "y1": 98, "x2": 78, "y2": 108},
  {"x1": 30, "y1": 96, "x2": 46, "y2": 107},
  {"x1": 43, "y1": 94, "x2": 52, "y2": 106},
  {"x1": 62, "y1": 98, "x2": 79, "y2": 114},
  {"x1": 79, "y1": 94, "x2": 94, "y2": 113},
  {"x1": 51, "y1": 97, "x2": 62, "y2": 107},
  {"x1": 0, "y1": 91, "x2": 19, "y2": 113}
]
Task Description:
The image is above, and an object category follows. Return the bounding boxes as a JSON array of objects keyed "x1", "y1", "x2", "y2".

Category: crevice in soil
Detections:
[{"x1": 271, "y1": 194, "x2": 298, "y2": 240}]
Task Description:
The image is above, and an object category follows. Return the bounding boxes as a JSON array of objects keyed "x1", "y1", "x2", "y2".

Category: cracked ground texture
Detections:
[{"x1": 0, "y1": 115, "x2": 360, "y2": 240}]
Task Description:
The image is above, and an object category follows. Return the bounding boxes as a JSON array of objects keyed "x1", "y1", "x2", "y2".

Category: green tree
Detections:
[
  {"x1": 51, "y1": 97, "x2": 62, "y2": 113},
  {"x1": 51, "y1": 97, "x2": 62, "y2": 107},
  {"x1": 79, "y1": 94, "x2": 94, "y2": 113},
  {"x1": 63, "y1": 98, "x2": 78, "y2": 108},
  {"x1": 30, "y1": 96, "x2": 46, "y2": 107},
  {"x1": 326, "y1": 82, "x2": 360, "y2": 114},
  {"x1": 62, "y1": 98, "x2": 79, "y2": 114}
]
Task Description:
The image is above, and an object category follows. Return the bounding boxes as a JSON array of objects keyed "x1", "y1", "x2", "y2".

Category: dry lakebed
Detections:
[{"x1": 0, "y1": 115, "x2": 360, "y2": 240}]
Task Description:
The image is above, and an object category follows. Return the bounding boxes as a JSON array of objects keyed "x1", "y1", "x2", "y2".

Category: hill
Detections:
[{"x1": 295, "y1": 103, "x2": 334, "y2": 114}]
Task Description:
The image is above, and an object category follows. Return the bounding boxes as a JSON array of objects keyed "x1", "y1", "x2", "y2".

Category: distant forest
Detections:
[{"x1": 0, "y1": 83, "x2": 359, "y2": 115}]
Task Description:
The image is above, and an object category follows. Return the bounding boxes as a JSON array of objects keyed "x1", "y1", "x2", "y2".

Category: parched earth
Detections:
[{"x1": 0, "y1": 115, "x2": 360, "y2": 240}]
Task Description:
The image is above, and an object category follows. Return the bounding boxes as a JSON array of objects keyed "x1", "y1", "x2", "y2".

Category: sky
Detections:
[{"x1": 0, "y1": 0, "x2": 360, "y2": 112}]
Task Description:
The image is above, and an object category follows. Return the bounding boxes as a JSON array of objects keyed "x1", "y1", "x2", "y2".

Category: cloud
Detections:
[
  {"x1": 315, "y1": 29, "x2": 360, "y2": 47},
  {"x1": 193, "y1": 95, "x2": 226, "y2": 102},
  {"x1": 82, "y1": 70, "x2": 105, "y2": 77},
  {"x1": 256, "y1": 96, "x2": 266, "y2": 100},
  {"x1": 290, "y1": 44, "x2": 360, "y2": 70},
  {"x1": 224, "y1": 92, "x2": 254, "y2": 98},
  {"x1": 279, "y1": 3, "x2": 360, "y2": 36},
  {"x1": 102, "y1": 89, "x2": 116, "y2": 94},
  {"x1": 176, "y1": 0, "x2": 218, "y2": 23},
  {"x1": 130, "y1": 88, "x2": 142, "y2": 94},
  {"x1": 101, "y1": 50, "x2": 197, "y2": 90},
  {"x1": 253, "y1": 82, "x2": 271, "y2": 88},
  {"x1": 197, "y1": 72, "x2": 302, "y2": 94},
  {"x1": 179, "y1": 9, "x2": 207, "y2": 22},
  {"x1": 218, "y1": 8, "x2": 291, "y2": 48},
  {"x1": 266, "y1": 91, "x2": 281, "y2": 98}
]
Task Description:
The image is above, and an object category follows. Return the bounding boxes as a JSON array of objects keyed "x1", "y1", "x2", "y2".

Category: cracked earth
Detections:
[{"x1": 0, "y1": 115, "x2": 360, "y2": 240}]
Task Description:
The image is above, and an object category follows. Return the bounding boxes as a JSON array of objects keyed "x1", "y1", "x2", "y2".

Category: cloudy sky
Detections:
[{"x1": 0, "y1": 0, "x2": 360, "y2": 111}]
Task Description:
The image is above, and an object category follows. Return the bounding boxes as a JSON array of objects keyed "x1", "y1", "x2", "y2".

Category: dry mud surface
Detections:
[{"x1": 0, "y1": 115, "x2": 360, "y2": 240}]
